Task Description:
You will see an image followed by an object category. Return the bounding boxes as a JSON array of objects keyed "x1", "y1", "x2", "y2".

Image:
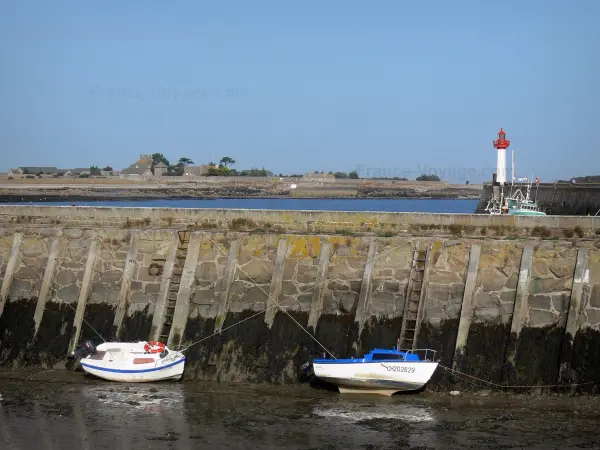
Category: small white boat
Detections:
[
  {"x1": 72, "y1": 340, "x2": 185, "y2": 382},
  {"x1": 312, "y1": 348, "x2": 438, "y2": 396}
]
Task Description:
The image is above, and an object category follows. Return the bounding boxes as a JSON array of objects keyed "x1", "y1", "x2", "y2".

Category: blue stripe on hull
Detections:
[{"x1": 81, "y1": 357, "x2": 185, "y2": 374}]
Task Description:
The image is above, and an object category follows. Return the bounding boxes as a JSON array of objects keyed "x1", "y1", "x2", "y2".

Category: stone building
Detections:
[
  {"x1": 303, "y1": 171, "x2": 336, "y2": 183},
  {"x1": 154, "y1": 162, "x2": 168, "y2": 176},
  {"x1": 120, "y1": 154, "x2": 153, "y2": 177}
]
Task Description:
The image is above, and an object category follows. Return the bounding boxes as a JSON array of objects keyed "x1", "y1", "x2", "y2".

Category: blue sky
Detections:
[{"x1": 1, "y1": 0, "x2": 598, "y2": 182}]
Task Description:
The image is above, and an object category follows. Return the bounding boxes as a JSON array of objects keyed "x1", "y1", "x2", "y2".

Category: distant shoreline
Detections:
[
  {"x1": 0, "y1": 180, "x2": 483, "y2": 203},
  {"x1": 0, "y1": 195, "x2": 480, "y2": 203},
  {"x1": 0, "y1": 191, "x2": 481, "y2": 203}
]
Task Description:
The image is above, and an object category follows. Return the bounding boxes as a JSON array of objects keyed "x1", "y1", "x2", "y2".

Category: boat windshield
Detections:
[{"x1": 371, "y1": 353, "x2": 404, "y2": 361}]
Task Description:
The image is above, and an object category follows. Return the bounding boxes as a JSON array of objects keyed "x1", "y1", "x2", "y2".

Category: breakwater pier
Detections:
[{"x1": 0, "y1": 205, "x2": 599, "y2": 392}]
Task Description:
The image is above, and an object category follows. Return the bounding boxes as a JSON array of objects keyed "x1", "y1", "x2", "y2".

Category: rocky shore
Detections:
[{"x1": 0, "y1": 182, "x2": 482, "y2": 202}]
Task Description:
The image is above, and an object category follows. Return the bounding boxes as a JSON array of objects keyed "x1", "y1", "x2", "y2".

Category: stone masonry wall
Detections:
[
  {"x1": 280, "y1": 235, "x2": 322, "y2": 313},
  {"x1": 0, "y1": 207, "x2": 599, "y2": 391}
]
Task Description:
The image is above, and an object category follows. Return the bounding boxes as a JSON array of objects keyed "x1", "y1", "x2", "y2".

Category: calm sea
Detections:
[{"x1": 9, "y1": 198, "x2": 479, "y2": 213}]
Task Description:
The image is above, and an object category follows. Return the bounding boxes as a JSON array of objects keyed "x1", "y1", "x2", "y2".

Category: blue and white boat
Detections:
[
  {"x1": 312, "y1": 348, "x2": 438, "y2": 396},
  {"x1": 73, "y1": 340, "x2": 186, "y2": 382}
]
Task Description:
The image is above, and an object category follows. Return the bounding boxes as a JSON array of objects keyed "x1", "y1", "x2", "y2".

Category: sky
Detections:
[{"x1": 0, "y1": 0, "x2": 599, "y2": 183}]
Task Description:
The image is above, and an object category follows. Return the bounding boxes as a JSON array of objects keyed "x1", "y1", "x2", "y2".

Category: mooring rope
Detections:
[{"x1": 439, "y1": 364, "x2": 597, "y2": 390}]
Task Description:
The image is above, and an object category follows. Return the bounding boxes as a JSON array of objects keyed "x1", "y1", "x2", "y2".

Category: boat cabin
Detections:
[
  {"x1": 313, "y1": 347, "x2": 435, "y2": 364},
  {"x1": 364, "y1": 348, "x2": 420, "y2": 361}
]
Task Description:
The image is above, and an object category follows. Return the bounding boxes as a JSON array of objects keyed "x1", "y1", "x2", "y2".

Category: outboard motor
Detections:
[
  {"x1": 299, "y1": 361, "x2": 315, "y2": 382},
  {"x1": 67, "y1": 340, "x2": 97, "y2": 371},
  {"x1": 70, "y1": 340, "x2": 97, "y2": 359}
]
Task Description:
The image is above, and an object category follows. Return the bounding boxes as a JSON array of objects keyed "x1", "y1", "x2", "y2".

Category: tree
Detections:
[
  {"x1": 178, "y1": 157, "x2": 194, "y2": 166},
  {"x1": 349, "y1": 170, "x2": 359, "y2": 179},
  {"x1": 219, "y1": 156, "x2": 236, "y2": 168},
  {"x1": 90, "y1": 166, "x2": 102, "y2": 176},
  {"x1": 334, "y1": 172, "x2": 348, "y2": 179},
  {"x1": 102, "y1": 166, "x2": 113, "y2": 172},
  {"x1": 208, "y1": 165, "x2": 231, "y2": 176},
  {"x1": 241, "y1": 167, "x2": 270, "y2": 177},
  {"x1": 168, "y1": 165, "x2": 184, "y2": 176},
  {"x1": 416, "y1": 174, "x2": 441, "y2": 181},
  {"x1": 151, "y1": 153, "x2": 170, "y2": 174}
]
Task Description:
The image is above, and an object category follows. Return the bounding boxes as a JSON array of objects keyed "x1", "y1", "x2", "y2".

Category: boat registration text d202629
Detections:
[{"x1": 380, "y1": 363, "x2": 416, "y2": 373}]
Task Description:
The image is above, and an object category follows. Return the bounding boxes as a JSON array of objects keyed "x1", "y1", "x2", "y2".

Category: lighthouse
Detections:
[{"x1": 493, "y1": 128, "x2": 510, "y2": 185}]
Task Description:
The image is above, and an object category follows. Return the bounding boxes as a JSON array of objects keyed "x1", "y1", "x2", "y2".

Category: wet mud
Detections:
[{"x1": 1, "y1": 371, "x2": 600, "y2": 449}]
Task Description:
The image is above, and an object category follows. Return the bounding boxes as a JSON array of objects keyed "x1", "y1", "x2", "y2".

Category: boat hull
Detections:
[
  {"x1": 79, "y1": 342, "x2": 186, "y2": 382},
  {"x1": 508, "y1": 210, "x2": 546, "y2": 216},
  {"x1": 81, "y1": 357, "x2": 185, "y2": 382},
  {"x1": 312, "y1": 361, "x2": 438, "y2": 396}
]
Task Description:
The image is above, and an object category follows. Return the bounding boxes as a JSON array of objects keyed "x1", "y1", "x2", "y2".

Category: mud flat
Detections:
[
  {"x1": 1, "y1": 372, "x2": 600, "y2": 449},
  {"x1": 0, "y1": 205, "x2": 599, "y2": 396}
]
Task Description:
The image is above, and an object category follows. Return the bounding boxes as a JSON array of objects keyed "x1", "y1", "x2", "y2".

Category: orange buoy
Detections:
[{"x1": 143, "y1": 341, "x2": 166, "y2": 354}]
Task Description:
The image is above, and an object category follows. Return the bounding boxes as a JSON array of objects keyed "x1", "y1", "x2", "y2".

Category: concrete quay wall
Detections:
[{"x1": 0, "y1": 206, "x2": 599, "y2": 391}]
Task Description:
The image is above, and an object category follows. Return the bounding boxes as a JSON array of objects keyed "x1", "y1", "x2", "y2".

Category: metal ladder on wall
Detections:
[
  {"x1": 397, "y1": 244, "x2": 429, "y2": 351},
  {"x1": 158, "y1": 230, "x2": 191, "y2": 343}
]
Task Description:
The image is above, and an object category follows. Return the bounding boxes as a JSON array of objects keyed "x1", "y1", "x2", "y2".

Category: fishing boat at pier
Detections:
[
  {"x1": 484, "y1": 141, "x2": 546, "y2": 216},
  {"x1": 71, "y1": 340, "x2": 185, "y2": 382},
  {"x1": 505, "y1": 184, "x2": 546, "y2": 216},
  {"x1": 312, "y1": 348, "x2": 438, "y2": 396}
]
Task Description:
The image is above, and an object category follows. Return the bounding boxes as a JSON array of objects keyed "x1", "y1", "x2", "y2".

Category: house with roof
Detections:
[
  {"x1": 72, "y1": 168, "x2": 92, "y2": 176},
  {"x1": 154, "y1": 161, "x2": 168, "y2": 176},
  {"x1": 120, "y1": 154, "x2": 153, "y2": 177},
  {"x1": 183, "y1": 165, "x2": 210, "y2": 176},
  {"x1": 8, "y1": 166, "x2": 59, "y2": 177}
]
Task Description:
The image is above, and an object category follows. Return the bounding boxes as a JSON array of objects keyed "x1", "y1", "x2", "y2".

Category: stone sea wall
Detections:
[
  {"x1": 475, "y1": 182, "x2": 600, "y2": 215},
  {"x1": 0, "y1": 206, "x2": 599, "y2": 392}
]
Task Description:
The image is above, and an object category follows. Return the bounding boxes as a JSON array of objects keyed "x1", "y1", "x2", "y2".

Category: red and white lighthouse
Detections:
[{"x1": 493, "y1": 128, "x2": 510, "y2": 185}]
